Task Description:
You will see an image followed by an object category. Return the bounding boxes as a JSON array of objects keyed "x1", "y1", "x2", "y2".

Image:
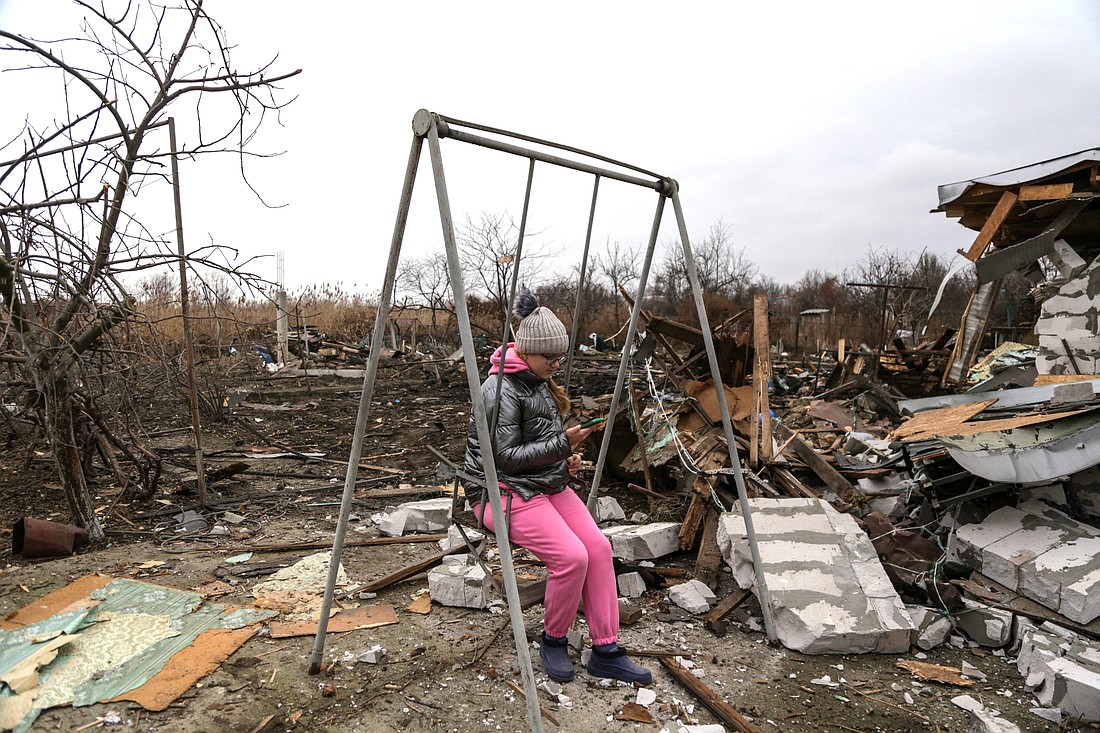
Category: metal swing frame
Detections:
[{"x1": 307, "y1": 109, "x2": 776, "y2": 732}]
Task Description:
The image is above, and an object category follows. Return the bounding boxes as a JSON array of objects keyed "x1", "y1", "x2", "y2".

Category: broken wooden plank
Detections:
[
  {"x1": 887, "y1": 399, "x2": 998, "y2": 442},
  {"x1": 975, "y1": 197, "x2": 1091, "y2": 283},
  {"x1": 237, "y1": 534, "x2": 447, "y2": 554},
  {"x1": 768, "y1": 465, "x2": 821, "y2": 500},
  {"x1": 773, "y1": 422, "x2": 858, "y2": 503},
  {"x1": 961, "y1": 189, "x2": 1018, "y2": 262},
  {"x1": 344, "y1": 544, "x2": 467, "y2": 596},
  {"x1": 751, "y1": 294, "x2": 773, "y2": 465},
  {"x1": 269, "y1": 605, "x2": 398, "y2": 638},
  {"x1": 1018, "y1": 182, "x2": 1074, "y2": 201},
  {"x1": 678, "y1": 494, "x2": 708, "y2": 551},
  {"x1": 896, "y1": 660, "x2": 974, "y2": 687},
  {"x1": 703, "y1": 589, "x2": 751, "y2": 636},
  {"x1": 660, "y1": 656, "x2": 760, "y2": 733},
  {"x1": 693, "y1": 508, "x2": 723, "y2": 590},
  {"x1": 518, "y1": 579, "x2": 546, "y2": 610}
]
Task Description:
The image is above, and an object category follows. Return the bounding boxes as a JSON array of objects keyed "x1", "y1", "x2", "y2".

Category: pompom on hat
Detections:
[{"x1": 512, "y1": 286, "x2": 569, "y2": 355}]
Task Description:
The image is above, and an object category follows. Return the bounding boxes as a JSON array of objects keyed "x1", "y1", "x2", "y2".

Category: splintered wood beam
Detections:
[
  {"x1": 693, "y1": 508, "x2": 723, "y2": 589},
  {"x1": 346, "y1": 543, "x2": 470, "y2": 595},
  {"x1": 661, "y1": 656, "x2": 761, "y2": 733},
  {"x1": 704, "y1": 588, "x2": 752, "y2": 636},
  {"x1": 678, "y1": 494, "x2": 708, "y2": 550},
  {"x1": 773, "y1": 422, "x2": 858, "y2": 503},
  {"x1": 960, "y1": 190, "x2": 1018, "y2": 262},
  {"x1": 752, "y1": 294, "x2": 773, "y2": 465},
  {"x1": 1017, "y1": 183, "x2": 1074, "y2": 201}
]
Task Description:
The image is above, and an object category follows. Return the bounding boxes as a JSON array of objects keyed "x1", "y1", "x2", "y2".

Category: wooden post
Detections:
[
  {"x1": 628, "y1": 378, "x2": 655, "y2": 499},
  {"x1": 752, "y1": 294, "x2": 773, "y2": 465}
]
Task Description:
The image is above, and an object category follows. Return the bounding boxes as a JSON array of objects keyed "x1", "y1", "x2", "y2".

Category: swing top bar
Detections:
[{"x1": 413, "y1": 109, "x2": 674, "y2": 195}]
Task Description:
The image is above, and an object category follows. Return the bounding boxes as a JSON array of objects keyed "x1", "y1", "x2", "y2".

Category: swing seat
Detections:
[{"x1": 428, "y1": 449, "x2": 505, "y2": 588}]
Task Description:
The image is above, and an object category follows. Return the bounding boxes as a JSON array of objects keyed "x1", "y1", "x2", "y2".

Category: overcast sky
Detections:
[{"x1": 3, "y1": 1, "x2": 1100, "y2": 296}]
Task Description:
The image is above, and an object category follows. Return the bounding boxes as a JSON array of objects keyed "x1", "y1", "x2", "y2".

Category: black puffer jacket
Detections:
[{"x1": 463, "y1": 369, "x2": 572, "y2": 504}]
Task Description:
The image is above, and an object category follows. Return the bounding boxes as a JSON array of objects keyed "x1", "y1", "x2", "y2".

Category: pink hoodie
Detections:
[{"x1": 488, "y1": 343, "x2": 531, "y2": 375}]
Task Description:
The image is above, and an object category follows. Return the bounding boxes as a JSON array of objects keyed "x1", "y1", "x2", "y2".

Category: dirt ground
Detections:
[{"x1": 0, "y1": 357, "x2": 1092, "y2": 733}]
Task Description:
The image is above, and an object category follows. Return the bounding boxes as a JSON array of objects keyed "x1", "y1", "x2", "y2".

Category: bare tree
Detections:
[
  {"x1": 0, "y1": 1, "x2": 298, "y2": 541},
  {"x1": 591, "y1": 239, "x2": 639, "y2": 324},
  {"x1": 456, "y1": 211, "x2": 555, "y2": 325},
  {"x1": 692, "y1": 220, "x2": 758, "y2": 301},
  {"x1": 396, "y1": 251, "x2": 454, "y2": 327},
  {"x1": 652, "y1": 219, "x2": 758, "y2": 316}
]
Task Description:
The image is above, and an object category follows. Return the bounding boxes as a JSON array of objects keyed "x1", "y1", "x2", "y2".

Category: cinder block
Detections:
[
  {"x1": 982, "y1": 518, "x2": 1069, "y2": 590},
  {"x1": 438, "y1": 524, "x2": 484, "y2": 551},
  {"x1": 948, "y1": 506, "x2": 1028, "y2": 569},
  {"x1": 377, "y1": 508, "x2": 411, "y2": 537},
  {"x1": 1019, "y1": 535, "x2": 1100, "y2": 623}
]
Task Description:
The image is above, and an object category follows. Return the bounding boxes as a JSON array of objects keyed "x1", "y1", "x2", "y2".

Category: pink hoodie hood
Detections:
[{"x1": 488, "y1": 343, "x2": 531, "y2": 375}]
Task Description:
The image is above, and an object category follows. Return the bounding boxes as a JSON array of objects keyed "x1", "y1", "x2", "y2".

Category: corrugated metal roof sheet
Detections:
[{"x1": 937, "y1": 147, "x2": 1100, "y2": 208}]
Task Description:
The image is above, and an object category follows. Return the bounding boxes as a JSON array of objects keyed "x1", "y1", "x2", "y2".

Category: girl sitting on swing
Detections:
[{"x1": 463, "y1": 287, "x2": 652, "y2": 685}]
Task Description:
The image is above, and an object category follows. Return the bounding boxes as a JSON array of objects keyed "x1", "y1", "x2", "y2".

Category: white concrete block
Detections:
[
  {"x1": 717, "y1": 498, "x2": 914, "y2": 654},
  {"x1": 438, "y1": 524, "x2": 484, "y2": 551},
  {"x1": 617, "y1": 571, "x2": 647, "y2": 599},
  {"x1": 377, "y1": 508, "x2": 411, "y2": 537},
  {"x1": 867, "y1": 495, "x2": 905, "y2": 520},
  {"x1": 669, "y1": 579, "x2": 716, "y2": 614},
  {"x1": 357, "y1": 644, "x2": 386, "y2": 664},
  {"x1": 596, "y1": 496, "x2": 626, "y2": 522},
  {"x1": 948, "y1": 506, "x2": 1028, "y2": 569},
  {"x1": 907, "y1": 605, "x2": 952, "y2": 651},
  {"x1": 981, "y1": 518, "x2": 1069, "y2": 590},
  {"x1": 602, "y1": 522, "x2": 681, "y2": 560},
  {"x1": 1019, "y1": 500, "x2": 1100, "y2": 537},
  {"x1": 427, "y1": 563, "x2": 492, "y2": 609},
  {"x1": 1045, "y1": 656, "x2": 1100, "y2": 722},
  {"x1": 1020, "y1": 535, "x2": 1100, "y2": 623},
  {"x1": 400, "y1": 497, "x2": 453, "y2": 533},
  {"x1": 955, "y1": 598, "x2": 1013, "y2": 648}
]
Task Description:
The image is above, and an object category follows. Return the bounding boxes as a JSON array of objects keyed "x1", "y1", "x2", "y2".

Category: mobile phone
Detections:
[{"x1": 580, "y1": 417, "x2": 606, "y2": 428}]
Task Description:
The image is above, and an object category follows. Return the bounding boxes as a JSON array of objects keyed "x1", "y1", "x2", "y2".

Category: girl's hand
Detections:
[
  {"x1": 565, "y1": 422, "x2": 600, "y2": 447},
  {"x1": 566, "y1": 453, "x2": 582, "y2": 476}
]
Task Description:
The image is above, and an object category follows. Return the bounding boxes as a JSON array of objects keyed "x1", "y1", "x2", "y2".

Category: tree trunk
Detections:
[{"x1": 43, "y1": 372, "x2": 105, "y2": 543}]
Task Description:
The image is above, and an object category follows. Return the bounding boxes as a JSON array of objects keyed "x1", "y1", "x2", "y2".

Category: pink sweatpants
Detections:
[{"x1": 475, "y1": 488, "x2": 619, "y2": 645}]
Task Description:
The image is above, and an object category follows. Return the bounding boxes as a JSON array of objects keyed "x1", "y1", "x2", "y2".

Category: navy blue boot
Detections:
[
  {"x1": 587, "y1": 643, "x2": 652, "y2": 684},
  {"x1": 539, "y1": 633, "x2": 574, "y2": 682}
]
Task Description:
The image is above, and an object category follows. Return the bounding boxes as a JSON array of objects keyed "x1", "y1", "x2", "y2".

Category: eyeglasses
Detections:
[{"x1": 541, "y1": 353, "x2": 567, "y2": 366}]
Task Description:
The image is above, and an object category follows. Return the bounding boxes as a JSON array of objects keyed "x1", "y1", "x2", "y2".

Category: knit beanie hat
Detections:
[{"x1": 513, "y1": 287, "x2": 569, "y2": 355}]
